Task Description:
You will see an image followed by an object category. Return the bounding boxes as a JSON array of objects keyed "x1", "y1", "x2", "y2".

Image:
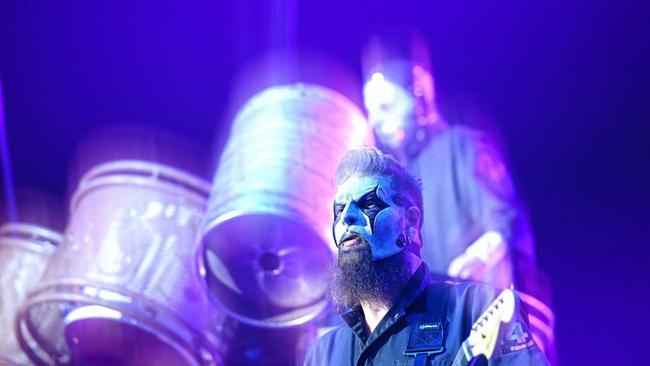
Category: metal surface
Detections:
[
  {"x1": 199, "y1": 83, "x2": 374, "y2": 328},
  {"x1": 16, "y1": 160, "x2": 223, "y2": 366},
  {"x1": 0, "y1": 223, "x2": 59, "y2": 366}
]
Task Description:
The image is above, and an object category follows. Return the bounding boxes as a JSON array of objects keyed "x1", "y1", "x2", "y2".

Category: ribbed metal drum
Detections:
[
  {"x1": 0, "y1": 223, "x2": 59, "y2": 366},
  {"x1": 199, "y1": 83, "x2": 374, "y2": 328},
  {"x1": 16, "y1": 161, "x2": 223, "y2": 366}
]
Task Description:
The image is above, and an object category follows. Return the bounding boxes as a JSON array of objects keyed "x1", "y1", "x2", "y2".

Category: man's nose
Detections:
[{"x1": 342, "y1": 202, "x2": 362, "y2": 226}]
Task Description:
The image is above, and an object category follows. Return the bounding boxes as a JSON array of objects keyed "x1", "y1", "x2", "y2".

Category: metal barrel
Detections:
[
  {"x1": 199, "y1": 83, "x2": 374, "y2": 328},
  {"x1": 16, "y1": 160, "x2": 224, "y2": 366},
  {"x1": 0, "y1": 223, "x2": 59, "y2": 366}
]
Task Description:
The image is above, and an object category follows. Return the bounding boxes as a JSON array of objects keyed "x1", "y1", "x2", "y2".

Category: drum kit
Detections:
[
  {"x1": 0, "y1": 49, "x2": 555, "y2": 365},
  {"x1": 0, "y1": 55, "x2": 373, "y2": 365}
]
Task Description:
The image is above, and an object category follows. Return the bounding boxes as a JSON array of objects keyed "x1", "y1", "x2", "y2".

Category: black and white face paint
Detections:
[{"x1": 333, "y1": 175, "x2": 412, "y2": 260}]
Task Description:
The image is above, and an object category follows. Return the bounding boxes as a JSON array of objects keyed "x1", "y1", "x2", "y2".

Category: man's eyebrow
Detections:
[
  {"x1": 335, "y1": 184, "x2": 378, "y2": 203},
  {"x1": 358, "y1": 188, "x2": 379, "y2": 201}
]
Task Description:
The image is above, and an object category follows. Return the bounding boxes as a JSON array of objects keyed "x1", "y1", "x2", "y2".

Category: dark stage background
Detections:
[{"x1": 1, "y1": 1, "x2": 649, "y2": 364}]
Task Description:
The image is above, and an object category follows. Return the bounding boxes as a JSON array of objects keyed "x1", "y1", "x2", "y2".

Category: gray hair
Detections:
[{"x1": 335, "y1": 147, "x2": 423, "y2": 226}]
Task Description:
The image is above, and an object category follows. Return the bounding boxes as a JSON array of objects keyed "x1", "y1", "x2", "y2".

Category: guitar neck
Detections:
[{"x1": 450, "y1": 340, "x2": 473, "y2": 366}]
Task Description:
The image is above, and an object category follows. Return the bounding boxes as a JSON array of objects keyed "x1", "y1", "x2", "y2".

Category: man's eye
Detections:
[
  {"x1": 334, "y1": 205, "x2": 344, "y2": 215},
  {"x1": 361, "y1": 198, "x2": 381, "y2": 209},
  {"x1": 365, "y1": 201, "x2": 378, "y2": 209}
]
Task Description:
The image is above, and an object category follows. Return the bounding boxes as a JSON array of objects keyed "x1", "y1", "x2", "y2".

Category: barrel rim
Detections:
[
  {"x1": 0, "y1": 237, "x2": 57, "y2": 257},
  {"x1": 233, "y1": 83, "x2": 370, "y2": 136},
  {"x1": 0, "y1": 223, "x2": 62, "y2": 248},
  {"x1": 16, "y1": 279, "x2": 222, "y2": 366},
  {"x1": 80, "y1": 160, "x2": 210, "y2": 194},
  {"x1": 70, "y1": 160, "x2": 210, "y2": 213},
  {"x1": 0, "y1": 222, "x2": 64, "y2": 256},
  {"x1": 198, "y1": 210, "x2": 333, "y2": 328}
]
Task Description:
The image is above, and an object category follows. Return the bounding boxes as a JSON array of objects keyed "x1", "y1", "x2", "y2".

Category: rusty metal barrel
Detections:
[
  {"x1": 16, "y1": 161, "x2": 223, "y2": 366},
  {"x1": 0, "y1": 223, "x2": 59, "y2": 366},
  {"x1": 198, "y1": 82, "x2": 374, "y2": 328}
]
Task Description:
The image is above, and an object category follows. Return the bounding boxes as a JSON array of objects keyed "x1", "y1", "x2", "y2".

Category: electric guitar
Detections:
[{"x1": 451, "y1": 288, "x2": 516, "y2": 366}]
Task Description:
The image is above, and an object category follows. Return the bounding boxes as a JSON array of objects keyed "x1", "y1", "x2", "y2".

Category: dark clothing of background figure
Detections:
[{"x1": 408, "y1": 125, "x2": 538, "y2": 294}]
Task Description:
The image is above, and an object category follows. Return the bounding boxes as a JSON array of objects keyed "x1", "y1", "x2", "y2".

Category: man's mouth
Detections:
[{"x1": 339, "y1": 233, "x2": 364, "y2": 249}]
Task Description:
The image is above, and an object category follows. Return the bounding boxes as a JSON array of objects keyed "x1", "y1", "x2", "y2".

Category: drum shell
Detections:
[
  {"x1": 213, "y1": 84, "x2": 372, "y2": 233},
  {"x1": 200, "y1": 84, "x2": 373, "y2": 327},
  {"x1": 0, "y1": 223, "x2": 59, "y2": 366},
  {"x1": 58, "y1": 169, "x2": 208, "y2": 324},
  {"x1": 17, "y1": 161, "x2": 222, "y2": 366}
]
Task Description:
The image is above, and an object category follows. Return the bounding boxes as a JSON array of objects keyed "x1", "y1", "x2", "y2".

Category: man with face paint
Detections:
[{"x1": 304, "y1": 147, "x2": 550, "y2": 366}]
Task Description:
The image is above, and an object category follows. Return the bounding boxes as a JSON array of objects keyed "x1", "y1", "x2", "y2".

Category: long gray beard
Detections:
[{"x1": 330, "y1": 241, "x2": 412, "y2": 311}]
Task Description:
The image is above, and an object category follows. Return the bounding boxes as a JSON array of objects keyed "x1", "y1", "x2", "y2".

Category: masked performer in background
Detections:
[{"x1": 360, "y1": 33, "x2": 556, "y2": 362}]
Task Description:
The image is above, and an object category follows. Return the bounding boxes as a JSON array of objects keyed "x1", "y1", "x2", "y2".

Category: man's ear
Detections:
[
  {"x1": 406, "y1": 206, "x2": 421, "y2": 230},
  {"x1": 406, "y1": 206, "x2": 422, "y2": 251}
]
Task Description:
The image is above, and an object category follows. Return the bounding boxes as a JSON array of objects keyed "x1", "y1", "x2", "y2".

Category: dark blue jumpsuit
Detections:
[{"x1": 304, "y1": 264, "x2": 549, "y2": 366}]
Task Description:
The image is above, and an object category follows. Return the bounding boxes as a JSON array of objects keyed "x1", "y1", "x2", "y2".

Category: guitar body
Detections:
[{"x1": 451, "y1": 288, "x2": 517, "y2": 366}]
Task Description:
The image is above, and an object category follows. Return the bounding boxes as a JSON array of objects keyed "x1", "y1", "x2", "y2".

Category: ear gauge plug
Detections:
[{"x1": 396, "y1": 233, "x2": 407, "y2": 248}]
